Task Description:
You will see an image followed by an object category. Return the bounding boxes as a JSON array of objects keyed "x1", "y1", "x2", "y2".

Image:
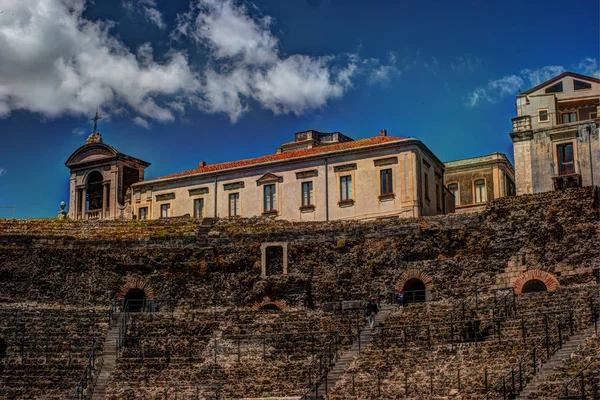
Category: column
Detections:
[
  {"x1": 75, "y1": 189, "x2": 80, "y2": 220},
  {"x1": 103, "y1": 183, "x2": 109, "y2": 219},
  {"x1": 81, "y1": 187, "x2": 87, "y2": 220}
]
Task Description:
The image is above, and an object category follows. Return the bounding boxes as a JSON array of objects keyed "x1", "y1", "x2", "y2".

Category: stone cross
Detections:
[{"x1": 91, "y1": 110, "x2": 102, "y2": 134}]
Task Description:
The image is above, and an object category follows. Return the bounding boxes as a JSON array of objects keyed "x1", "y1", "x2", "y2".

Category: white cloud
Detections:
[
  {"x1": 0, "y1": 0, "x2": 200, "y2": 121},
  {"x1": 521, "y1": 65, "x2": 566, "y2": 86},
  {"x1": 133, "y1": 116, "x2": 151, "y2": 129},
  {"x1": 0, "y1": 168, "x2": 6, "y2": 177},
  {"x1": 0, "y1": 0, "x2": 384, "y2": 125},
  {"x1": 451, "y1": 55, "x2": 482, "y2": 72},
  {"x1": 578, "y1": 57, "x2": 600, "y2": 78},
  {"x1": 174, "y1": 0, "x2": 358, "y2": 122},
  {"x1": 365, "y1": 52, "x2": 404, "y2": 86},
  {"x1": 123, "y1": 0, "x2": 167, "y2": 29}
]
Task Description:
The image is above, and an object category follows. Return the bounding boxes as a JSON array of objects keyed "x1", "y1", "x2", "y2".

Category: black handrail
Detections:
[
  {"x1": 71, "y1": 340, "x2": 103, "y2": 400},
  {"x1": 299, "y1": 332, "x2": 342, "y2": 400},
  {"x1": 159, "y1": 384, "x2": 223, "y2": 399}
]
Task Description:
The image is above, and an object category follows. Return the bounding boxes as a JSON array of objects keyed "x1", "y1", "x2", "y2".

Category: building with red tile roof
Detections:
[{"x1": 127, "y1": 129, "x2": 454, "y2": 221}]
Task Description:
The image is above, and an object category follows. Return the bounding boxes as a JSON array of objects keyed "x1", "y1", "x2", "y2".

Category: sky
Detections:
[{"x1": 0, "y1": 0, "x2": 598, "y2": 218}]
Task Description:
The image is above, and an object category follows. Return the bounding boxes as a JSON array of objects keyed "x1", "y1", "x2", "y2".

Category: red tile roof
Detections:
[{"x1": 144, "y1": 135, "x2": 408, "y2": 183}]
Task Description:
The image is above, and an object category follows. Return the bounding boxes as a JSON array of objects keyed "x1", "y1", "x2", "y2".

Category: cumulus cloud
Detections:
[
  {"x1": 0, "y1": 0, "x2": 385, "y2": 124},
  {"x1": 174, "y1": 0, "x2": 358, "y2": 122},
  {"x1": 133, "y1": 116, "x2": 151, "y2": 129},
  {"x1": 0, "y1": 168, "x2": 6, "y2": 177},
  {"x1": 123, "y1": 0, "x2": 167, "y2": 29},
  {"x1": 0, "y1": 0, "x2": 200, "y2": 121}
]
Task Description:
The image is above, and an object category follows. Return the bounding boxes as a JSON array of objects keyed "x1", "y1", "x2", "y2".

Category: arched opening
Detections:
[
  {"x1": 403, "y1": 278, "x2": 426, "y2": 304},
  {"x1": 521, "y1": 279, "x2": 547, "y2": 293},
  {"x1": 0, "y1": 337, "x2": 7, "y2": 359},
  {"x1": 86, "y1": 171, "x2": 104, "y2": 213},
  {"x1": 124, "y1": 288, "x2": 146, "y2": 312},
  {"x1": 259, "y1": 303, "x2": 281, "y2": 311}
]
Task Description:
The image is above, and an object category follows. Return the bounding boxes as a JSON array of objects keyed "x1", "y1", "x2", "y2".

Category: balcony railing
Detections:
[
  {"x1": 86, "y1": 209, "x2": 101, "y2": 220},
  {"x1": 512, "y1": 115, "x2": 531, "y2": 132},
  {"x1": 552, "y1": 160, "x2": 582, "y2": 190}
]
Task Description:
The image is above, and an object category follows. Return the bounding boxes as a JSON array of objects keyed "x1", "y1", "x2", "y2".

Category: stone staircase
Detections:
[
  {"x1": 91, "y1": 321, "x2": 120, "y2": 400},
  {"x1": 517, "y1": 325, "x2": 597, "y2": 399},
  {"x1": 316, "y1": 304, "x2": 396, "y2": 398}
]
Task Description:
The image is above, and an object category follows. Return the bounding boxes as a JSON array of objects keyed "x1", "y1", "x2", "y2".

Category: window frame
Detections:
[
  {"x1": 538, "y1": 108, "x2": 549, "y2": 123},
  {"x1": 379, "y1": 168, "x2": 394, "y2": 196},
  {"x1": 424, "y1": 171, "x2": 430, "y2": 202},
  {"x1": 340, "y1": 175, "x2": 353, "y2": 202},
  {"x1": 301, "y1": 181, "x2": 314, "y2": 207},
  {"x1": 138, "y1": 207, "x2": 148, "y2": 220},
  {"x1": 193, "y1": 198, "x2": 204, "y2": 218},
  {"x1": 160, "y1": 203, "x2": 170, "y2": 218},
  {"x1": 228, "y1": 193, "x2": 240, "y2": 217},
  {"x1": 556, "y1": 142, "x2": 576, "y2": 176},
  {"x1": 263, "y1": 184, "x2": 277, "y2": 213},
  {"x1": 573, "y1": 79, "x2": 592, "y2": 91},
  {"x1": 560, "y1": 111, "x2": 578, "y2": 124},
  {"x1": 474, "y1": 179, "x2": 486, "y2": 204},
  {"x1": 590, "y1": 112, "x2": 598, "y2": 120},
  {"x1": 447, "y1": 183, "x2": 459, "y2": 206},
  {"x1": 545, "y1": 81, "x2": 563, "y2": 94}
]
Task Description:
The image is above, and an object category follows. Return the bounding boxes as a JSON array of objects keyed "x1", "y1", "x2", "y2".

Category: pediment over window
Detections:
[
  {"x1": 256, "y1": 173, "x2": 283, "y2": 185},
  {"x1": 65, "y1": 143, "x2": 119, "y2": 167}
]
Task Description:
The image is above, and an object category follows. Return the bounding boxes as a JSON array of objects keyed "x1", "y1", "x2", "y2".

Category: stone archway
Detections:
[
  {"x1": 85, "y1": 170, "x2": 104, "y2": 216},
  {"x1": 117, "y1": 279, "x2": 155, "y2": 312},
  {"x1": 395, "y1": 269, "x2": 434, "y2": 304},
  {"x1": 512, "y1": 269, "x2": 560, "y2": 295},
  {"x1": 250, "y1": 296, "x2": 287, "y2": 311}
]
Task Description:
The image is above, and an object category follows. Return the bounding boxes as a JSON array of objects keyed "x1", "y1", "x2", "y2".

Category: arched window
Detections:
[
  {"x1": 403, "y1": 278, "x2": 427, "y2": 304},
  {"x1": 124, "y1": 288, "x2": 146, "y2": 312},
  {"x1": 86, "y1": 171, "x2": 104, "y2": 212},
  {"x1": 521, "y1": 279, "x2": 547, "y2": 293}
]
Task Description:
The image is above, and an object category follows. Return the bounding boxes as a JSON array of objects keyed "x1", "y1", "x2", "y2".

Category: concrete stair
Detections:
[
  {"x1": 315, "y1": 304, "x2": 396, "y2": 398},
  {"x1": 90, "y1": 321, "x2": 121, "y2": 400},
  {"x1": 517, "y1": 325, "x2": 597, "y2": 399}
]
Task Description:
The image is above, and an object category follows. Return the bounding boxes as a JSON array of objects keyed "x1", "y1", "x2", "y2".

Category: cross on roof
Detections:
[{"x1": 91, "y1": 110, "x2": 102, "y2": 134}]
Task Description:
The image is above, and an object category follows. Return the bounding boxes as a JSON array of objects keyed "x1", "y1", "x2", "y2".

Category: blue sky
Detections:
[{"x1": 0, "y1": 0, "x2": 598, "y2": 218}]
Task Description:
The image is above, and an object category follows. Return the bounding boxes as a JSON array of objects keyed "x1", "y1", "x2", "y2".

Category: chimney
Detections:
[
  {"x1": 379, "y1": 129, "x2": 387, "y2": 137},
  {"x1": 199, "y1": 161, "x2": 206, "y2": 168}
]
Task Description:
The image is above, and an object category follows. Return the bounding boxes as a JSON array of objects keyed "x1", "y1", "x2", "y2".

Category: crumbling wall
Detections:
[{"x1": 0, "y1": 187, "x2": 598, "y2": 307}]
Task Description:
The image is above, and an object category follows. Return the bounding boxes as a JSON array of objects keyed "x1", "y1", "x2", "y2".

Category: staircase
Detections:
[
  {"x1": 91, "y1": 321, "x2": 120, "y2": 400},
  {"x1": 316, "y1": 304, "x2": 396, "y2": 398},
  {"x1": 517, "y1": 325, "x2": 597, "y2": 399}
]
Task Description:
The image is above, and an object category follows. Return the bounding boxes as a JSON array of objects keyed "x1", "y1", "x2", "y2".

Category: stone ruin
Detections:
[{"x1": 0, "y1": 186, "x2": 599, "y2": 399}]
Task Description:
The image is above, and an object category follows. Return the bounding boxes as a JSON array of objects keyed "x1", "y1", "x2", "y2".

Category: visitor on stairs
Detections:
[
  {"x1": 395, "y1": 289, "x2": 405, "y2": 307},
  {"x1": 365, "y1": 297, "x2": 379, "y2": 328}
]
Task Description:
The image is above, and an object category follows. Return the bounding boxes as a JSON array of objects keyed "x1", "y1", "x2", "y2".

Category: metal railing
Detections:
[
  {"x1": 560, "y1": 354, "x2": 600, "y2": 400},
  {"x1": 480, "y1": 312, "x2": 576, "y2": 400},
  {"x1": 71, "y1": 340, "x2": 103, "y2": 400},
  {"x1": 299, "y1": 332, "x2": 343, "y2": 399}
]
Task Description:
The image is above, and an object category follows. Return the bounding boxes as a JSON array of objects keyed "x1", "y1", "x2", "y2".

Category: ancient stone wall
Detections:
[{"x1": 0, "y1": 187, "x2": 598, "y2": 307}]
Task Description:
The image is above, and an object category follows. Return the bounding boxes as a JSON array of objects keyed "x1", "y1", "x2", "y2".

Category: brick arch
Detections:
[
  {"x1": 512, "y1": 269, "x2": 560, "y2": 294},
  {"x1": 250, "y1": 296, "x2": 287, "y2": 311},
  {"x1": 116, "y1": 278, "x2": 155, "y2": 300},
  {"x1": 395, "y1": 269, "x2": 434, "y2": 291}
]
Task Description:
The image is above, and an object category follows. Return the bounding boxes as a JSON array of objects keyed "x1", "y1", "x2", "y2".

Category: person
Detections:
[
  {"x1": 365, "y1": 297, "x2": 379, "y2": 328},
  {"x1": 396, "y1": 289, "x2": 404, "y2": 307}
]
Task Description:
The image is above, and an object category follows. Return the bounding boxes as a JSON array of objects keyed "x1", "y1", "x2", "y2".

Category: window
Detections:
[
  {"x1": 448, "y1": 183, "x2": 459, "y2": 206},
  {"x1": 591, "y1": 112, "x2": 598, "y2": 119},
  {"x1": 545, "y1": 82, "x2": 563, "y2": 94},
  {"x1": 424, "y1": 172, "x2": 430, "y2": 201},
  {"x1": 574, "y1": 79, "x2": 592, "y2": 91},
  {"x1": 229, "y1": 193, "x2": 240, "y2": 217},
  {"x1": 474, "y1": 180, "x2": 486, "y2": 203},
  {"x1": 557, "y1": 143, "x2": 575, "y2": 175},
  {"x1": 264, "y1": 184, "x2": 276, "y2": 212},
  {"x1": 160, "y1": 204, "x2": 170, "y2": 218},
  {"x1": 561, "y1": 112, "x2": 578, "y2": 124},
  {"x1": 340, "y1": 175, "x2": 352, "y2": 201},
  {"x1": 138, "y1": 207, "x2": 148, "y2": 220},
  {"x1": 436, "y1": 183, "x2": 442, "y2": 209},
  {"x1": 301, "y1": 181, "x2": 314, "y2": 207},
  {"x1": 538, "y1": 109, "x2": 549, "y2": 122},
  {"x1": 380, "y1": 169, "x2": 393, "y2": 195},
  {"x1": 193, "y1": 198, "x2": 204, "y2": 218}
]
